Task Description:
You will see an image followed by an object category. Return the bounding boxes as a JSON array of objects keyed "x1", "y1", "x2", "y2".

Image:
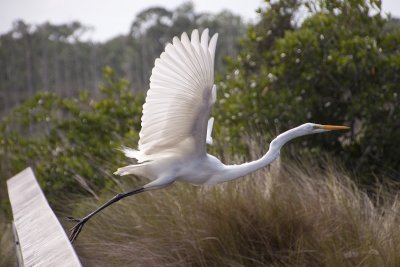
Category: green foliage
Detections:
[
  {"x1": 0, "y1": 68, "x2": 144, "y2": 201},
  {"x1": 0, "y1": 3, "x2": 245, "y2": 117},
  {"x1": 217, "y1": 0, "x2": 400, "y2": 181}
]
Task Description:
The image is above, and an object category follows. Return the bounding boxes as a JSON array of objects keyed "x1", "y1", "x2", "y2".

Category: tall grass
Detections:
[{"x1": 67, "y1": 157, "x2": 400, "y2": 267}]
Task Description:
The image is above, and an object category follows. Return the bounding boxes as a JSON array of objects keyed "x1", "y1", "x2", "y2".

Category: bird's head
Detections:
[
  {"x1": 300, "y1": 123, "x2": 350, "y2": 135},
  {"x1": 270, "y1": 123, "x2": 350, "y2": 149}
]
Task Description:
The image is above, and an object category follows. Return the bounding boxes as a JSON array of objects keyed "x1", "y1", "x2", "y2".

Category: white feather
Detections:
[
  {"x1": 137, "y1": 29, "x2": 218, "y2": 157},
  {"x1": 206, "y1": 117, "x2": 214, "y2": 145}
]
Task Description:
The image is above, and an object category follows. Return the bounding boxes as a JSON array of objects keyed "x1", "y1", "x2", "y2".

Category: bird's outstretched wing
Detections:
[{"x1": 137, "y1": 29, "x2": 218, "y2": 158}]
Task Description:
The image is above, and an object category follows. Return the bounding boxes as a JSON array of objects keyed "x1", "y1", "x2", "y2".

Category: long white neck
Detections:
[{"x1": 214, "y1": 126, "x2": 307, "y2": 184}]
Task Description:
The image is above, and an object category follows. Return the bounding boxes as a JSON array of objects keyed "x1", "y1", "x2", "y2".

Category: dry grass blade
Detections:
[{"x1": 67, "y1": 158, "x2": 400, "y2": 267}]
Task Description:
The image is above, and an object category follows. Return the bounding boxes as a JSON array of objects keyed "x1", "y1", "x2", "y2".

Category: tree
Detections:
[
  {"x1": 217, "y1": 0, "x2": 400, "y2": 181},
  {"x1": 0, "y1": 3, "x2": 246, "y2": 117},
  {"x1": 0, "y1": 21, "x2": 98, "y2": 117}
]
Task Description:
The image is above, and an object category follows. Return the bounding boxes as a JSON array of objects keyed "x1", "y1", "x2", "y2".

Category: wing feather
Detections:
[
  {"x1": 208, "y1": 33, "x2": 218, "y2": 66},
  {"x1": 137, "y1": 29, "x2": 218, "y2": 159}
]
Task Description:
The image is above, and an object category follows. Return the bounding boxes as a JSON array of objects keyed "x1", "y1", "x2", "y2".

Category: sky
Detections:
[{"x1": 1, "y1": 0, "x2": 400, "y2": 42}]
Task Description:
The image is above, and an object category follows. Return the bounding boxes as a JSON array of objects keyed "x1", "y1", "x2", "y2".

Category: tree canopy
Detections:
[{"x1": 216, "y1": 0, "x2": 400, "y2": 181}]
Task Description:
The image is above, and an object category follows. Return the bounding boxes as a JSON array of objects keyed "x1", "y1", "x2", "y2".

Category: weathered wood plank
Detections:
[
  {"x1": 12, "y1": 222, "x2": 24, "y2": 266},
  {"x1": 7, "y1": 167, "x2": 81, "y2": 267}
]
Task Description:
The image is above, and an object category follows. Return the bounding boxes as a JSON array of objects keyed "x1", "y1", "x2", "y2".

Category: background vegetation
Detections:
[
  {"x1": 0, "y1": 2, "x2": 245, "y2": 117},
  {"x1": 217, "y1": 0, "x2": 400, "y2": 181},
  {"x1": 1, "y1": 0, "x2": 399, "y2": 266}
]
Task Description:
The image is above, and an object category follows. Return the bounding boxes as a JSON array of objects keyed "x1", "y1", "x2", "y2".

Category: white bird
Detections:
[{"x1": 68, "y1": 29, "x2": 349, "y2": 242}]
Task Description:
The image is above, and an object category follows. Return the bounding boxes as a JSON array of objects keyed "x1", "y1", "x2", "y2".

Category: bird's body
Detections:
[
  {"x1": 68, "y1": 29, "x2": 349, "y2": 242},
  {"x1": 116, "y1": 149, "x2": 225, "y2": 185}
]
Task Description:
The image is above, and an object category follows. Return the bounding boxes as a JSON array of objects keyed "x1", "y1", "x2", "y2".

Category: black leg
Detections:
[{"x1": 67, "y1": 187, "x2": 146, "y2": 243}]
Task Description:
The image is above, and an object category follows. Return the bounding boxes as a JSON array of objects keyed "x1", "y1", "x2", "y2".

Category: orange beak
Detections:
[{"x1": 318, "y1": 125, "x2": 350, "y2": 131}]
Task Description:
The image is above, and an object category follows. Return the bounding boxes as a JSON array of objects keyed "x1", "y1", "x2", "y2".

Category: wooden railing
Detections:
[{"x1": 7, "y1": 167, "x2": 82, "y2": 267}]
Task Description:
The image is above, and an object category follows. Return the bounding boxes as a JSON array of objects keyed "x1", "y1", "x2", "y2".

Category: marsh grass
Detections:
[{"x1": 66, "y1": 158, "x2": 400, "y2": 267}]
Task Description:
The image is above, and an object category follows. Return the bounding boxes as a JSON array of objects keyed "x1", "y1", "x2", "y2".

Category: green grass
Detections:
[{"x1": 65, "y1": 159, "x2": 400, "y2": 267}]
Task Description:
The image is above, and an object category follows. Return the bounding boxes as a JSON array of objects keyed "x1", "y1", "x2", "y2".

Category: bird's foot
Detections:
[{"x1": 66, "y1": 216, "x2": 88, "y2": 243}]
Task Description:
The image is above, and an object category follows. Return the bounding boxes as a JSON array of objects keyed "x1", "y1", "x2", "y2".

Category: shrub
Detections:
[{"x1": 0, "y1": 67, "x2": 144, "y2": 202}]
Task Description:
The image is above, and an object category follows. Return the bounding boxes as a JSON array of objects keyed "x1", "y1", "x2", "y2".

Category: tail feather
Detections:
[
  {"x1": 119, "y1": 146, "x2": 150, "y2": 163},
  {"x1": 120, "y1": 146, "x2": 140, "y2": 159},
  {"x1": 116, "y1": 146, "x2": 153, "y2": 177},
  {"x1": 114, "y1": 164, "x2": 143, "y2": 176}
]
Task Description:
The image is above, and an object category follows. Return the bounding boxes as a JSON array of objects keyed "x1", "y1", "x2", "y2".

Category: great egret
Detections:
[{"x1": 68, "y1": 29, "x2": 349, "y2": 242}]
